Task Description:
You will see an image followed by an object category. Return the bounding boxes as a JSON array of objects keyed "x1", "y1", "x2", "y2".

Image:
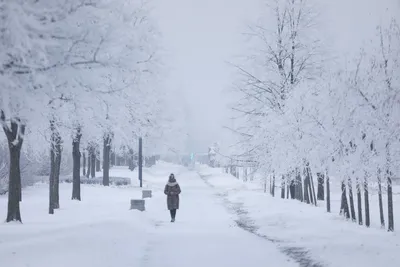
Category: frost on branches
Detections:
[
  {"x1": 230, "y1": 0, "x2": 399, "y2": 231},
  {"x1": 0, "y1": 0, "x2": 181, "y2": 222}
]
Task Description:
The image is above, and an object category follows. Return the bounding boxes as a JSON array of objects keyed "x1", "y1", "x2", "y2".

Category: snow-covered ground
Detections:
[
  {"x1": 1, "y1": 162, "x2": 297, "y2": 267},
  {"x1": 1, "y1": 162, "x2": 399, "y2": 267},
  {"x1": 197, "y1": 165, "x2": 400, "y2": 267}
]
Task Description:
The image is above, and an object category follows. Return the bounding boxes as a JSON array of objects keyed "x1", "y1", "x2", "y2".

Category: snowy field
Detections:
[{"x1": 1, "y1": 162, "x2": 399, "y2": 267}]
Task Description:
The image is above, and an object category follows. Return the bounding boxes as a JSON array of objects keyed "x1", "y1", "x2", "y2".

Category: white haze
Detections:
[{"x1": 153, "y1": 0, "x2": 399, "y2": 153}]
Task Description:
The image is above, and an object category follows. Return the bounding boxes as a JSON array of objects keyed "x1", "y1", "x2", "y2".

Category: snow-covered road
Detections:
[{"x1": 0, "y1": 164, "x2": 297, "y2": 267}]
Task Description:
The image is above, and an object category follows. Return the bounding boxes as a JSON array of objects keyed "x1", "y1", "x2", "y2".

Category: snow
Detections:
[
  {"x1": 1, "y1": 162, "x2": 399, "y2": 267},
  {"x1": 197, "y1": 164, "x2": 400, "y2": 267},
  {"x1": 0, "y1": 162, "x2": 296, "y2": 267}
]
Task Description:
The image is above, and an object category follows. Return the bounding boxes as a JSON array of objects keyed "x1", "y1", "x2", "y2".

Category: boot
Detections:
[{"x1": 170, "y1": 209, "x2": 176, "y2": 222}]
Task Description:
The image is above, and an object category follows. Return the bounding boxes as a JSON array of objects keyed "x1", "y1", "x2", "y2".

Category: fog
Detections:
[{"x1": 153, "y1": 0, "x2": 399, "y2": 153}]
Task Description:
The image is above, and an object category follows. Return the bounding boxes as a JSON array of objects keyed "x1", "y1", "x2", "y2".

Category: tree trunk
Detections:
[
  {"x1": 386, "y1": 142, "x2": 394, "y2": 232},
  {"x1": 2, "y1": 113, "x2": 25, "y2": 222},
  {"x1": 6, "y1": 143, "x2": 23, "y2": 222},
  {"x1": 326, "y1": 172, "x2": 331, "y2": 213},
  {"x1": 286, "y1": 180, "x2": 290, "y2": 199},
  {"x1": 72, "y1": 129, "x2": 82, "y2": 201},
  {"x1": 294, "y1": 174, "x2": 300, "y2": 200},
  {"x1": 271, "y1": 174, "x2": 275, "y2": 197},
  {"x1": 281, "y1": 175, "x2": 285, "y2": 199},
  {"x1": 299, "y1": 174, "x2": 303, "y2": 202},
  {"x1": 387, "y1": 169, "x2": 394, "y2": 232},
  {"x1": 53, "y1": 150, "x2": 61, "y2": 209},
  {"x1": 377, "y1": 169, "x2": 384, "y2": 228},
  {"x1": 356, "y1": 176, "x2": 363, "y2": 225},
  {"x1": 303, "y1": 169, "x2": 310, "y2": 204},
  {"x1": 295, "y1": 169, "x2": 303, "y2": 202},
  {"x1": 289, "y1": 171, "x2": 295, "y2": 199},
  {"x1": 306, "y1": 171, "x2": 313, "y2": 204},
  {"x1": 294, "y1": 173, "x2": 299, "y2": 200},
  {"x1": 95, "y1": 147, "x2": 100, "y2": 172},
  {"x1": 48, "y1": 120, "x2": 59, "y2": 214},
  {"x1": 348, "y1": 177, "x2": 356, "y2": 222},
  {"x1": 340, "y1": 181, "x2": 350, "y2": 219},
  {"x1": 269, "y1": 176, "x2": 272, "y2": 194},
  {"x1": 317, "y1": 173, "x2": 324, "y2": 200},
  {"x1": 86, "y1": 151, "x2": 90, "y2": 178},
  {"x1": 53, "y1": 132, "x2": 62, "y2": 209},
  {"x1": 103, "y1": 134, "x2": 111, "y2": 186},
  {"x1": 309, "y1": 168, "x2": 317, "y2": 206},
  {"x1": 364, "y1": 173, "x2": 370, "y2": 227},
  {"x1": 49, "y1": 138, "x2": 55, "y2": 215},
  {"x1": 289, "y1": 179, "x2": 295, "y2": 199},
  {"x1": 82, "y1": 152, "x2": 86, "y2": 176},
  {"x1": 90, "y1": 149, "x2": 95, "y2": 178}
]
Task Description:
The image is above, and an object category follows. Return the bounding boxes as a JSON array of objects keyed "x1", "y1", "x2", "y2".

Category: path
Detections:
[{"x1": 142, "y1": 170, "x2": 297, "y2": 267}]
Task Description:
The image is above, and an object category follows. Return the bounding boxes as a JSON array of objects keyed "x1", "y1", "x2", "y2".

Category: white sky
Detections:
[{"x1": 152, "y1": 0, "x2": 400, "y2": 153}]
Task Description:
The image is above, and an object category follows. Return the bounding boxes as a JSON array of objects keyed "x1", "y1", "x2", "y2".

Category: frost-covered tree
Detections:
[
  {"x1": 0, "y1": 0, "x2": 54, "y2": 222},
  {"x1": 231, "y1": 0, "x2": 322, "y2": 200},
  {"x1": 230, "y1": 0, "x2": 399, "y2": 232},
  {"x1": 0, "y1": 0, "x2": 169, "y2": 220}
]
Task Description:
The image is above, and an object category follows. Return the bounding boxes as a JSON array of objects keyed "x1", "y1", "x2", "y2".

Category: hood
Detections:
[{"x1": 167, "y1": 175, "x2": 177, "y2": 186}]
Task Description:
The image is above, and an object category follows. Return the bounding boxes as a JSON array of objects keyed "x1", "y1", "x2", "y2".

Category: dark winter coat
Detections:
[{"x1": 164, "y1": 177, "x2": 181, "y2": 210}]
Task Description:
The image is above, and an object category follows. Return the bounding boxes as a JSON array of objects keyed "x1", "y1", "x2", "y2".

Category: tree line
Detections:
[
  {"x1": 230, "y1": 0, "x2": 399, "y2": 232},
  {"x1": 0, "y1": 0, "x2": 185, "y2": 223}
]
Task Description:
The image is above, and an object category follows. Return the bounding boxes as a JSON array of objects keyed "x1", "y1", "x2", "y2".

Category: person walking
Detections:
[{"x1": 164, "y1": 173, "x2": 181, "y2": 222}]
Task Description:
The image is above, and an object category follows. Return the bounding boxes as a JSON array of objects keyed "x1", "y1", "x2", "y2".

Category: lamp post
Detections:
[{"x1": 138, "y1": 137, "x2": 143, "y2": 187}]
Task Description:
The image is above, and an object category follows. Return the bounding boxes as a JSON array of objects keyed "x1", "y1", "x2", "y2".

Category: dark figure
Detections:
[{"x1": 164, "y1": 173, "x2": 181, "y2": 222}]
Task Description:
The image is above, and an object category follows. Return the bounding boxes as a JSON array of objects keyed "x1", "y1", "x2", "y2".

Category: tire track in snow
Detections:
[{"x1": 199, "y1": 173, "x2": 324, "y2": 267}]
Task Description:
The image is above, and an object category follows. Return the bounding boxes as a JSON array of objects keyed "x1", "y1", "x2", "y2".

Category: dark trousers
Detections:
[{"x1": 170, "y1": 209, "x2": 177, "y2": 219}]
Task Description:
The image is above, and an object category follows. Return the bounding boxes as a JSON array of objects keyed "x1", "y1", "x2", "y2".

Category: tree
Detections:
[
  {"x1": 228, "y1": 0, "x2": 399, "y2": 233},
  {"x1": 230, "y1": 0, "x2": 322, "y2": 201},
  {"x1": 1, "y1": 0, "x2": 166, "y2": 219},
  {"x1": 0, "y1": 0, "x2": 52, "y2": 222}
]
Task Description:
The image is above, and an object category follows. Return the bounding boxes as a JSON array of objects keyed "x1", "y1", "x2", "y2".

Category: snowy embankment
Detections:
[{"x1": 196, "y1": 164, "x2": 400, "y2": 267}]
